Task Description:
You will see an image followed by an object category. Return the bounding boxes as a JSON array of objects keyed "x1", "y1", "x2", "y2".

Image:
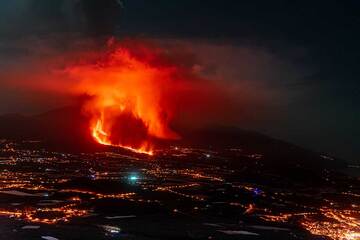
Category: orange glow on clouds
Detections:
[
  {"x1": 3, "y1": 39, "x2": 239, "y2": 154},
  {"x1": 66, "y1": 42, "x2": 183, "y2": 155}
]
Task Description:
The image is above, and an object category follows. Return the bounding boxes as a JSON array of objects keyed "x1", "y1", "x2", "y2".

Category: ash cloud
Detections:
[
  {"x1": 1, "y1": 1, "x2": 357, "y2": 162},
  {"x1": 0, "y1": 0, "x2": 301, "y2": 135},
  {"x1": 0, "y1": 37, "x2": 288, "y2": 130}
]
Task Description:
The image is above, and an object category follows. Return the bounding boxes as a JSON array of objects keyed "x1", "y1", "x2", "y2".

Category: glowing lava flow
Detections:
[
  {"x1": 92, "y1": 117, "x2": 154, "y2": 155},
  {"x1": 67, "y1": 43, "x2": 183, "y2": 155}
]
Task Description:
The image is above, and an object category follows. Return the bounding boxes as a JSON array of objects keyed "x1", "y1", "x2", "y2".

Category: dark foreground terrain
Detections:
[{"x1": 0, "y1": 139, "x2": 359, "y2": 240}]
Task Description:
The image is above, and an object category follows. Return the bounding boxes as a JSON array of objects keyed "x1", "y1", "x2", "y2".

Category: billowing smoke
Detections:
[
  {"x1": 0, "y1": 1, "x2": 278, "y2": 153},
  {"x1": 1, "y1": 38, "x2": 245, "y2": 153}
]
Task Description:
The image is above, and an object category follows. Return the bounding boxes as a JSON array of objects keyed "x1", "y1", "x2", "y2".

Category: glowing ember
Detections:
[{"x1": 67, "y1": 43, "x2": 182, "y2": 155}]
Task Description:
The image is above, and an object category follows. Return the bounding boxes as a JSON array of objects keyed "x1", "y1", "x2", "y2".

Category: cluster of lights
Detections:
[
  {"x1": 1, "y1": 139, "x2": 359, "y2": 240},
  {"x1": 60, "y1": 189, "x2": 136, "y2": 199},
  {"x1": 261, "y1": 208, "x2": 360, "y2": 240},
  {"x1": 300, "y1": 208, "x2": 360, "y2": 240},
  {"x1": 0, "y1": 184, "x2": 50, "y2": 191},
  {"x1": 155, "y1": 183, "x2": 205, "y2": 201},
  {"x1": 178, "y1": 170, "x2": 224, "y2": 182},
  {"x1": 0, "y1": 204, "x2": 88, "y2": 224},
  {"x1": 260, "y1": 213, "x2": 298, "y2": 223}
]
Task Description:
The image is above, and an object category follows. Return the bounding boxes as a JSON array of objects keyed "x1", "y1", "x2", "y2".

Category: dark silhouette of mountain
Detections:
[
  {"x1": 0, "y1": 106, "x2": 103, "y2": 152},
  {"x1": 0, "y1": 106, "x2": 345, "y2": 170},
  {"x1": 178, "y1": 126, "x2": 334, "y2": 165},
  {"x1": 0, "y1": 113, "x2": 40, "y2": 139}
]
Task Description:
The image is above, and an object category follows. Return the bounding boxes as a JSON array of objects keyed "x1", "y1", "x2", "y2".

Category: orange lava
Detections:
[
  {"x1": 92, "y1": 117, "x2": 154, "y2": 155},
  {"x1": 67, "y1": 42, "x2": 182, "y2": 155}
]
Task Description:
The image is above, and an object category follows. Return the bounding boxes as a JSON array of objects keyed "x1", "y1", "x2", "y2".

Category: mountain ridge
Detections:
[{"x1": 0, "y1": 106, "x2": 345, "y2": 169}]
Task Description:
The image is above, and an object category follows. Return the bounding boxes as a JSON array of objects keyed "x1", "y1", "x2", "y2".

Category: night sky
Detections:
[{"x1": 0, "y1": 0, "x2": 359, "y2": 163}]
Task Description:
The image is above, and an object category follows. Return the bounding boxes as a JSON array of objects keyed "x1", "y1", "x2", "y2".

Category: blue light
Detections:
[
  {"x1": 129, "y1": 175, "x2": 138, "y2": 181},
  {"x1": 253, "y1": 188, "x2": 262, "y2": 196},
  {"x1": 128, "y1": 173, "x2": 139, "y2": 182}
]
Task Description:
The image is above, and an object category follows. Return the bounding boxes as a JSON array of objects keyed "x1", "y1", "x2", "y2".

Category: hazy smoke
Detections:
[
  {"x1": 78, "y1": 0, "x2": 123, "y2": 36},
  {"x1": 0, "y1": 0, "x2": 123, "y2": 37}
]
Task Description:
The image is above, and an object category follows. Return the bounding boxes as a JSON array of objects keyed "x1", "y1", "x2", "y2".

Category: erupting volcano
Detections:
[
  {"x1": 66, "y1": 42, "x2": 183, "y2": 155},
  {"x1": 4, "y1": 39, "x2": 229, "y2": 154}
]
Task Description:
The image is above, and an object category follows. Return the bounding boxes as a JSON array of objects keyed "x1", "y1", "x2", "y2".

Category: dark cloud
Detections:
[
  {"x1": 0, "y1": 0, "x2": 123, "y2": 37},
  {"x1": 0, "y1": 0, "x2": 359, "y2": 163},
  {"x1": 78, "y1": 0, "x2": 123, "y2": 36}
]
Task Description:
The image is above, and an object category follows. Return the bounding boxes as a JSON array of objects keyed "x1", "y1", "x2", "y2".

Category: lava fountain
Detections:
[{"x1": 66, "y1": 43, "x2": 182, "y2": 155}]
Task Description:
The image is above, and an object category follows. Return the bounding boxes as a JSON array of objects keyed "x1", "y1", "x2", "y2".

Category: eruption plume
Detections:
[
  {"x1": 66, "y1": 41, "x2": 187, "y2": 155},
  {"x1": 2, "y1": 39, "x2": 241, "y2": 154}
]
